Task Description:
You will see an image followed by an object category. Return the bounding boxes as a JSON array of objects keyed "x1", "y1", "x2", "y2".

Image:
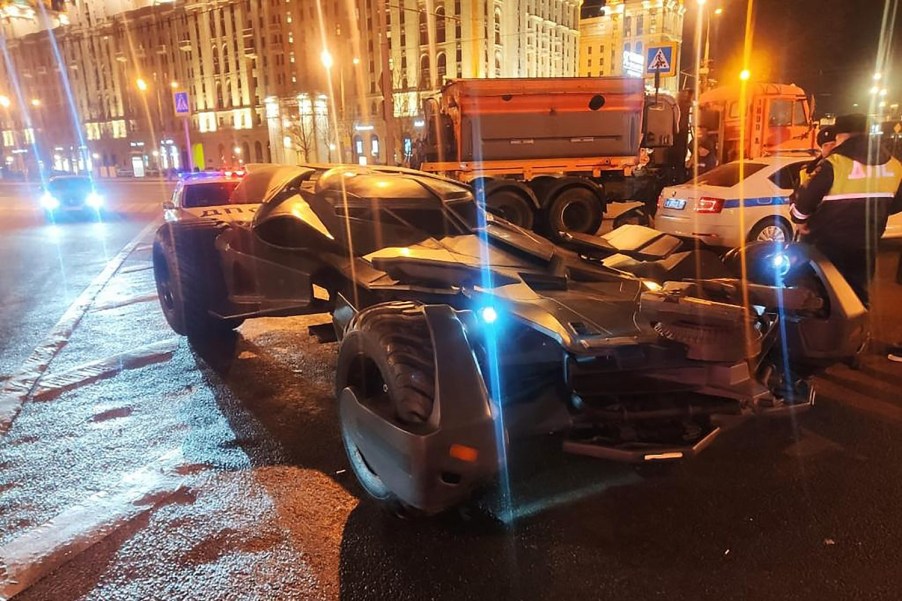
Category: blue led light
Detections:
[
  {"x1": 480, "y1": 306, "x2": 498, "y2": 324},
  {"x1": 771, "y1": 252, "x2": 791, "y2": 277}
]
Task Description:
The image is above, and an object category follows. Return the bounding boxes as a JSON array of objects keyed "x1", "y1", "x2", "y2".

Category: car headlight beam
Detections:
[
  {"x1": 86, "y1": 192, "x2": 104, "y2": 208},
  {"x1": 40, "y1": 193, "x2": 60, "y2": 210}
]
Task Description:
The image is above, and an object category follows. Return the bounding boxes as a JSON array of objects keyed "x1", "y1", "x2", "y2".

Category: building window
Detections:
[
  {"x1": 637, "y1": 15, "x2": 644, "y2": 35},
  {"x1": 419, "y1": 10, "x2": 428, "y2": 46},
  {"x1": 624, "y1": 16, "x2": 631, "y2": 36},
  {"x1": 435, "y1": 6, "x2": 446, "y2": 43},
  {"x1": 494, "y1": 7, "x2": 502, "y2": 45},
  {"x1": 437, "y1": 52, "x2": 447, "y2": 82},
  {"x1": 420, "y1": 54, "x2": 430, "y2": 88}
]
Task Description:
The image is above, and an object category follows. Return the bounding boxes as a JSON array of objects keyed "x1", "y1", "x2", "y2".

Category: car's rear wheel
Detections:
[
  {"x1": 152, "y1": 222, "x2": 243, "y2": 340},
  {"x1": 748, "y1": 217, "x2": 793, "y2": 243}
]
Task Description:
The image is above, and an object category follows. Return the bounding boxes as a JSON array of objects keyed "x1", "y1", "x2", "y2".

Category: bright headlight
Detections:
[
  {"x1": 40, "y1": 193, "x2": 60, "y2": 210},
  {"x1": 86, "y1": 192, "x2": 104, "y2": 208}
]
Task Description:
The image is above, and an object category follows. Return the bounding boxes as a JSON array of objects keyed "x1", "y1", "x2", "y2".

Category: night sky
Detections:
[{"x1": 583, "y1": 0, "x2": 901, "y2": 115}]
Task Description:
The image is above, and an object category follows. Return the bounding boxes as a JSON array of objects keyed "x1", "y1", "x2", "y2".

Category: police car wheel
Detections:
[{"x1": 748, "y1": 218, "x2": 792, "y2": 243}]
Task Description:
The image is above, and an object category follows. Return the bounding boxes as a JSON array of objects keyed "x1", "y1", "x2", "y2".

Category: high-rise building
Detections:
[
  {"x1": 578, "y1": 0, "x2": 685, "y2": 94},
  {"x1": 353, "y1": 0, "x2": 581, "y2": 164},
  {"x1": 0, "y1": 0, "x2": 581, "y2": 176}
]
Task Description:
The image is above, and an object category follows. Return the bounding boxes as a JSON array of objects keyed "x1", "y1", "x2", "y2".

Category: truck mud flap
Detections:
[{"x1": 562, "y1": 426, "x2": 721, "y2": 463}]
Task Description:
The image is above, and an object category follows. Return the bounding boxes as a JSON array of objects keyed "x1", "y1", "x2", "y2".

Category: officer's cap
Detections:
[{"x1": 816, "y1": 126, "x2": 836, "y2": 147}]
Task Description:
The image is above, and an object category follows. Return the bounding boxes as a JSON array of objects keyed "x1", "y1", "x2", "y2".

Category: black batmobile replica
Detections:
[{"x1": 152, "y1": 164, "x2": 868, "y2": 515}]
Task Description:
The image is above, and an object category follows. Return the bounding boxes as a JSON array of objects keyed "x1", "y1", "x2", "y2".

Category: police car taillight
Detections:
[{"x1": 695, "y1": 197, "x2": 725, "y2": 214}]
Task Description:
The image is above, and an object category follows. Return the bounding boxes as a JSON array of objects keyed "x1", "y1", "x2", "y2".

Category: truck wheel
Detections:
[
  {"x1": 748, "y1": 217, "x2": 792, "y2": 243},
  {"x1": 152, "y1": 223, "x2": 243, "y2": 340},
  {"x1": 336, "y1": 302, "x2": 435, "y2": 515},
  {"x1": 544, "y1": 186, "x2": 604, "y2": 241},
  {"x1": 485, "y1": 189, "x2": 535, "y2": 229}
]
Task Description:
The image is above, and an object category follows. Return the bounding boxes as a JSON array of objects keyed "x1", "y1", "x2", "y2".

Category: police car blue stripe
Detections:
[{"x1": 722, "y1": 196, "x2": 791, "y2": 209}]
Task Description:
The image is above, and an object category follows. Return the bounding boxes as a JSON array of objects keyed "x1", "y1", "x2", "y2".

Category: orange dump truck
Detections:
[
  {"x1": 698, "y1": 82, "x2": 816, "y2": 163},
  {"x1": 420, "y1": 77, "x2": 815, "y2": 238}
]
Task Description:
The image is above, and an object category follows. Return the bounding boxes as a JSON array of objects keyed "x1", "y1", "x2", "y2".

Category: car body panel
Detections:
[{"x1": 656, "y1": 156, "x2": 810, "y2": 247}]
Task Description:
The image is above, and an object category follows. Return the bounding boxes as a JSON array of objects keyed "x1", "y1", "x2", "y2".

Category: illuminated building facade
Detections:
[
  {"x1": 0, "y1": 0, "x2": 580, "y2": 175},
  {"x1": 578, "y1": 0, "x2": 685, "y2": 94}
]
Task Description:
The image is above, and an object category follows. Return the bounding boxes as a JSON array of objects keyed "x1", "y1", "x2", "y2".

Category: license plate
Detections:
[{"x1": 664, "y1": 198, "x2": 686, "y2": 210}]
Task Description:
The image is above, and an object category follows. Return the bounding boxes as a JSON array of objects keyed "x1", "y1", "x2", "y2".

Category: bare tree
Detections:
[{"x1": 284, "y1": 113, "x2": 317, "y2": 164}]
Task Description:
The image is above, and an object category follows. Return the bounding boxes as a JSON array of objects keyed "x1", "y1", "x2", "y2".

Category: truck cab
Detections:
[{"x1": 698, "y1": 83, "x2": 815, "y2": 164}]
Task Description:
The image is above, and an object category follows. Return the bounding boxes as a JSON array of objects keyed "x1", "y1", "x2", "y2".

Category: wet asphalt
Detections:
[{"x1": 0, "y1": 183, "x2": 901, "y2": 600}]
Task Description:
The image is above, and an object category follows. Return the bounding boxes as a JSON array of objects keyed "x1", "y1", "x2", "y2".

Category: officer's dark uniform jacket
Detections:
[
  {"x1": 791, "y1": 135, "x2": 902, "y2": 249},
  {"x1": 790, "y1": 135, "x2": 902, "y2": 304}
]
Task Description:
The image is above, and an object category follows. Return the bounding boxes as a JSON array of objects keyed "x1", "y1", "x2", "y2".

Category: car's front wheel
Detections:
[{"x1": 335, "y1": 302, "x2": 435, "y2": 515}]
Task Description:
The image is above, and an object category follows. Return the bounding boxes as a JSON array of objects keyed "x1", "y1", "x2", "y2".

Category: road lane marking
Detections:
[
  {"x1": 91, "y1": 292, "x2": 159, "y2": 313},
  {"x1": 31, "y1": 339, "x2": 179, "y2": 402},
  {"x1": 0, "y1": 449, "x2": 188, "y2": 600},
  {"x1": 0, "y1": 220, "x2": 160, "y2": 436}
]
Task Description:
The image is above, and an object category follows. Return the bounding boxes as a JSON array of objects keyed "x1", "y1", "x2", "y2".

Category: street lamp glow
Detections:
[
  {"x1": 696, "y1": 0, "x2": 706, "y2": 5},
  {"x1": 880, "y1": 88, "x2": 887, "y2": 97},
  {"x1": 869, "y1": 86, "x2": 879, "y2": 95},
  {"x1": 170, "y1": 81, "x2": 179, "y2": 89},
  {"x1": 739, "y1": 69, "x2": 751, "y2": 81},
  {"x1": 321, "y1": 50, "x2": 333, "y2": 70},
  {"x1": 30, "y1": 98, "x2": 41, "y2": 107},
  {"x1": 233, "y1": 146, "x2": 242, "y2": 154},
  {"x1": 714, "y1": 7, "x2": 723, "y2": 14},
  {"x1": 352, "y1": 57, "x2": 360, "y2": 65},
  {"x1": 136, "y1": 78, "x2": 148, "y2": 92},
  {"x1": 0, "y1": 95, "x2": 10, "y2": 108}
]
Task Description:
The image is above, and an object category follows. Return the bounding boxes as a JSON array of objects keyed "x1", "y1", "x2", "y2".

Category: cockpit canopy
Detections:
[{"x1": 244, "y1": 164, "x2": 479, "y2": 255}]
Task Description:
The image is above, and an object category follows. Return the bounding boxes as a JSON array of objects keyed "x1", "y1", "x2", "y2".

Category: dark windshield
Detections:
[
  {"x1": 182, "y1": 181, "x2": 241, "y2": 208},
  {"x1": 690, "y1": 162, "x2": 767, "y2": 187},
  {"x1": 48, "y1": 177, "x2": 91, "y2": 194}
]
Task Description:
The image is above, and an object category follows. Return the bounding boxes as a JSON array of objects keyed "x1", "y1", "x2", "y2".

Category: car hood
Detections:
[{"x1": 365, "y1": 232, "x2": 654, "y2": 352}]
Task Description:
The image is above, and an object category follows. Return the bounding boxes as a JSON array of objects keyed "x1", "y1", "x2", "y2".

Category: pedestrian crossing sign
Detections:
[
  {"x1": 173, "y1": 91, "x2": 190, "y2": 116},
  {"x1": 646, "y1": 44, "x2": 677, "y2": 78}
]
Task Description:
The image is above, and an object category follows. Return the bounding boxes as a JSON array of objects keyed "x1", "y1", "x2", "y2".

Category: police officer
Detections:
[{"x1": 790, "y1": 113, "x2": 902, "y2": 306}]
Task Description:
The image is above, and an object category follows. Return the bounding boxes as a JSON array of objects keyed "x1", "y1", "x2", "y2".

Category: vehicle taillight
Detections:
[
  {"x1": 695, "y1": 197, "x2": 725, "y2": 214},
  {"x1": 657, "y1": 192, "x2": 665, "y2": 208}
]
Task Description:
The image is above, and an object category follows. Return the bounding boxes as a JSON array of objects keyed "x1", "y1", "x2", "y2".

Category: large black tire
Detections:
[
  {"x1": 485, "y1": 189, "x2": 535, "y2": 230},
  {"x1": 335, "y1": 302, "x2": 436, "y2": 514},
  {"x1": 543, "y1": 186, "x2": 604, "y2": 242},
  {"x1": 152, "y1": 222, "x2": 243, "y2": 339},
  {"x1": 336, "y1": 302, "x2": 435, "y2": 424}
]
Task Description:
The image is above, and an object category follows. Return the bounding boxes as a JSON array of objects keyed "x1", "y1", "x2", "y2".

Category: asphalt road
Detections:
[
  {"x1": 0, "y1": 188, "x2": 901, "y2": 600},
  {"x1": 0, "y1": 179, "x2": 172, "y2": 378}
]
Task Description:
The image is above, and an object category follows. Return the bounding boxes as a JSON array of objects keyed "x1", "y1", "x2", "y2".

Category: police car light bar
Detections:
[{"x1": 179, "y1": 170, "x2": 246, "y2": 181}]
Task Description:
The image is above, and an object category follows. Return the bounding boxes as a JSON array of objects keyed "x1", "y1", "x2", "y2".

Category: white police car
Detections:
[
  {"x1": 163, "y1": 170, "x2": 256, "y2": 223},
  {"x1": 655, "y1": 156, "x2": 814, "y2": 247}
]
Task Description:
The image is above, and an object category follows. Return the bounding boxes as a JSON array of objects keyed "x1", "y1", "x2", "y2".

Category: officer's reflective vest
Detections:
[
  {"x1": 800, "y1": 152, "x2": 902, "y2": 248},
  {"x1": 822, "y1": 152, "x2": 902, "y2": 203}
]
